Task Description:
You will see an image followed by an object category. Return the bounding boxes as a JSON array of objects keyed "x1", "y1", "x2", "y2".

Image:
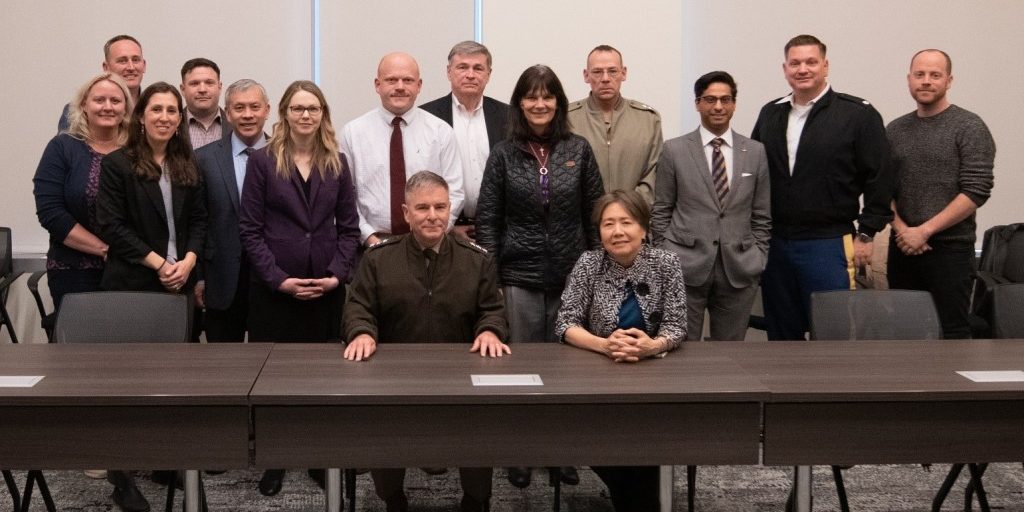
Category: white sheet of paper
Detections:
[
  {"x1": 0, "y1": 375, "x2": 44, "y2": 387},
  {"x1": 956, "y1": 370, "x2": 1024, "y2": 383},
  {"x1": 471, "y1": 374, "x2": 543, "y2": 386}
]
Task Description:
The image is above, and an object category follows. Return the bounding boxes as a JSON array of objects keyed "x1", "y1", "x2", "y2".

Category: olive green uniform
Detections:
[{"x1": 568, "y1": 94, "x2": 663, "y2": 204}]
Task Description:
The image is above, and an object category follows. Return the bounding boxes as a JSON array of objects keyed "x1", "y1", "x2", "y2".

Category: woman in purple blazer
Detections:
[
  {"x1": 239, "y1": 80, "x2": 359, "y2": 343},
  {"x1": 238, "y1": 80, "x2": 359, "y2": 495}
]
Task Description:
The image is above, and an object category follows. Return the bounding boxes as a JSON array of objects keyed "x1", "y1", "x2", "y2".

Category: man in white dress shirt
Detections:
[{"x1": 341, "y1": 52, "x2": 464, "y2": 247}]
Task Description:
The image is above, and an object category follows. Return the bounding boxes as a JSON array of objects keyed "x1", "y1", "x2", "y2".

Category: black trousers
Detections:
[
  {"x1": 204, "y1": 264, "x2": 250, "y2": 343},
  {"x1": 887, "y1": 240, "x2": 975, "y2": 339},
  {"x1": 247, "y1": 281, "x2": 343, "y2": 342},
  {"x1": 592, "y1": 465, "x2": 660, "y2": 512}
]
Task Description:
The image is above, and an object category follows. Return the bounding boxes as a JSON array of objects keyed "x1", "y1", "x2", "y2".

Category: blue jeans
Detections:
[{"x1": 762, "y1": 236, "x2": 854, "y2": 340}]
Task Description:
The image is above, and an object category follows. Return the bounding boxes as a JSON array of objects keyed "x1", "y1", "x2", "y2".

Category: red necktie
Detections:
[{"x1": 390, "y1": 116, "x2": 409, "y2": 234}]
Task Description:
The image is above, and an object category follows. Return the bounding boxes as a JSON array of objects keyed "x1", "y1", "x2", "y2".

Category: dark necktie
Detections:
[
  {"x1": 243, "y1": 147, "x2": 255, "y2": 156},
  {"x1": 390, "y1": 116, "x2": 409, "y2": 234},
  {"x1": 711, "y1": 137, "x2": 729, "y2": 205}
]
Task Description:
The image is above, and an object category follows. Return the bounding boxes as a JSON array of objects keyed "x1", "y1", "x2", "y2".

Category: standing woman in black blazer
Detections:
[
  {"x1": 97, "y1": 82, "x2": 206, "y2": 295},
  {"x1": 94, "y1": 81, "x2": 206, "y2": 512}
]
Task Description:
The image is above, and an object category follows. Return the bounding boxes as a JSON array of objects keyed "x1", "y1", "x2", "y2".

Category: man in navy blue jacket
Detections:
[{"x1": 751, "y1": 34, "x2": 893, "y2": 340}]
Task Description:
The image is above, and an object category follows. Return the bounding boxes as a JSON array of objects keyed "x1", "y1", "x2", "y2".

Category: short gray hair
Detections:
[
  {"x1": 447, "y1": 40, "x2": 492, "y2": 68},
  {"x1": 225, "y1": 79, "x2": 269, "y2": 106},
  {"x1": 405, "y1": 170, "x2": 449, "y2": 199}
]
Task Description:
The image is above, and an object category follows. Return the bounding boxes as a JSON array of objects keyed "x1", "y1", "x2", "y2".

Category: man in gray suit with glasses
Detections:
[{"x1": 652, "y1": 71, "x2": 771, "y2": 341}]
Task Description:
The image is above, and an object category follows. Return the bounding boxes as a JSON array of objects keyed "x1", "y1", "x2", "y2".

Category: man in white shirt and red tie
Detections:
[{"x1": 341, "y1": 52, "x2": 464, "y2": 247}]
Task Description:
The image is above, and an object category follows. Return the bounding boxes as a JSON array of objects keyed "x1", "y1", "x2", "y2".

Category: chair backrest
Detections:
[
  {"x1": 978, "y1": 223, "x2": 1024, "y2": 283},
  {"x1": 52, "y1": 291, "x2": 190, "y2": 343},
  {"x1": 810, "y1": 289, "x2": 943, "y2": 341},
  {"x1": 0, "y1": 227, "x2": 12, "y2": 279},
  {"x1": 992, "y1": 283, "x2": 1024, "y2": 339}
]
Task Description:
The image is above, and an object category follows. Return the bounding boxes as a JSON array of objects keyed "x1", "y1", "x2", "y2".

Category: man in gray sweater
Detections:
[{"x1": 887, "y1": 49, "x2": 995, "y2": 339}]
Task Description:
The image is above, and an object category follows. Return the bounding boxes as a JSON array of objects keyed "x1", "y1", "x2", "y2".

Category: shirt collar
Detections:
[
  {"x1": 585, "y1": 93, "x2": 625, "y2": 113},
  {"x1": 699, "y1": 126, "x2": 733, "y2": 148},
  {"x1": 377, "y1": 105, "x2": 419, "y2": 126},
  {"x1": 231, "y1": 131, "x2": 267, "y2": 156},
  {"x1": 453, "y1": 93, "x2": 483, "y2": 114},
  {"x1": 186, "y1": 108, "x2": 223, "y2": 126},
  {"x1": 777, "y1": 84, "x2": 831, "y2": 107}
]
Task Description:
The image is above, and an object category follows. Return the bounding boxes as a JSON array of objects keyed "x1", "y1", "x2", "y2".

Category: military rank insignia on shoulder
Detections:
[
  {"x1": 628, "y1": 100, "x2": 657, "y2": 113},
  {"x1": 837, "y1": 92, "x2": 871, "y2": 107},
  {"x1": 367, "y1": 237, "x2": 399, "y2": 251},
  {"x1": 456, "y1": 238, "x2": 489, "y2": 255}
]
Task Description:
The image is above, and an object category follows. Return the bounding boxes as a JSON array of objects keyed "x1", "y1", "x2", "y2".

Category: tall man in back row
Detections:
[
  {"x1": 341, "y1": 52, "x2": 464, "y2": 247},
  {"x1": 751, "y1": 34, "x2": 893, "y2": 340},
  {"x1": 58, "y1": 34, "x2": 146, "y2": 132},
  {"x1": 343, "y1": 170, "x2": 509, "y2": 512},
  {"x1": 568, "y1": 45, "x2": 662, "y2": 204},
  {"x1": 887, "y1": 49, "x2": 995, "y2": 339},
  {"x1": 421, "y1": 41, "x2": 509, "y2": 241}
]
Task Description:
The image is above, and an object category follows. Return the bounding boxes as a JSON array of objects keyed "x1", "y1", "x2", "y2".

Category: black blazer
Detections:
[
  {"x1": 419, "y1": 94, "x2": 510, "y2": 150},
  {"x1": 96, "y1": 149, "x2": 207, "y2": 292}
]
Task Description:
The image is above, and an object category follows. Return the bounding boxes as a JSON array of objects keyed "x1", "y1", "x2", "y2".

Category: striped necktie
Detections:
[{"x1": 711, "y1": 137, "x2": 728, "y2": 205}]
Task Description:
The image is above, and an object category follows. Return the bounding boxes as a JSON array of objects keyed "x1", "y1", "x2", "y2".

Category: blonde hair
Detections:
[
  {"x1": 268, "y1": 80, "x2": 341, "y2": 179},
  {"x1": 65, "y1": 73, "x2": 132, "y2": 146}
]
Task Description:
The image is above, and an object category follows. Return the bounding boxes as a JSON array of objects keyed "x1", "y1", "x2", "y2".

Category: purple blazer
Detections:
[{"x1": 239, "y1": 148, "x2": 360, "y2": 291}]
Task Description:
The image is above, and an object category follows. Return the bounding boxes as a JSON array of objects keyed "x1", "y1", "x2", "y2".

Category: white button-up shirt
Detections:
[
  {"x1": 778, "y1": 84, "x2": 830, "y2": 175},
  {"x1": 451, "y1": 94, "x2": 490, "y2": 218},
  {"x1": 340, "y1": 106, "x2": 464, "y2": 241}
]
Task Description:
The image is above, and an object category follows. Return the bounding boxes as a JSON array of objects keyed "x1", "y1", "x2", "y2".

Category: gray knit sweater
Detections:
[{"x1": 886, "y1": 104, "x2": 995, "y2": 245}]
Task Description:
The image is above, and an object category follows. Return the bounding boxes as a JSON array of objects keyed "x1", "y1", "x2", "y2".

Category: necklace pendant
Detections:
[{"x1": 539, "y1": 166, "x2": 549, "y2": 176}]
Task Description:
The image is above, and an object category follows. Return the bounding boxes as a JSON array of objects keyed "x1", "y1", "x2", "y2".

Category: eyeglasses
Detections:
[
  {"x1": 288, "y1": 105, "x2": 322, "y2": 116},
  {"x1": 589, "y1": 68, "x2": 621, "y2": 78},
  {"x1": 698, "y1": 95, "x2": 735, "y2": 105}
]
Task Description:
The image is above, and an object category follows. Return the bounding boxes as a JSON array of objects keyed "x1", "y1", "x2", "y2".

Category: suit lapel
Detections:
[
  {"x1": 171, "y1": 182, "x2": 187, "y2": 233},
  {"x1": 728, "y1": 130, "x2": 751, "y2": 202},
  {"x1": 217, "y1": 141, "x2": 241, "y2": 211},
  {"x1": 141, "y1": 178, "x2": 167, "y2": 224}
]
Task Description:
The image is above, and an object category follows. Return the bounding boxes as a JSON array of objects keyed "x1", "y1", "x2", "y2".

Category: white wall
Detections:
[
  {"x1": 681, "y1": 0, "x2": 1024, "y2": 235},
  {"x1": 483, "y1": 0, "x2": 685, "y2": 137},
  {"x1": 2, "y1": 0, "x2": 1022, "y2": 256},
  {"x1": 0, "y1": 0, "x2": 312, "y2": 254}
]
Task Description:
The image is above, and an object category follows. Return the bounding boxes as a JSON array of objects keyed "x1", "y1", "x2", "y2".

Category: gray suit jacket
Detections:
[
  {"x1": 195, "y1": 131, "x2": 249, "y2": 310},
  {"x1": 651, "y1": 128, "x2": 771, "y2": 288}
]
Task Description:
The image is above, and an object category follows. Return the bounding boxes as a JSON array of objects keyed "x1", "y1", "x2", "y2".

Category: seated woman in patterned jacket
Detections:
[{"x1": 554, "y1": 189, "x2": 687, "y2": 511}]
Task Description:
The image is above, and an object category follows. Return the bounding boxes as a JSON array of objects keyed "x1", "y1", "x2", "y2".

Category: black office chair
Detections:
[
  {"x1": 991, "y1": 283, "x2": 1024, "y2": 338},
  {"x1": 969, "y1": 223, "x2": 1024, "y2": 337},
  {"x1": 54, "y1": 291, "x2": 206, "y2": 512},
  {"x1": 936, "y1": 283, "x2": 1024, "y2": 512},
  {"x1": 0, "y1": 227, "x2": 18, "y2": 344},
  {"x1": 0, "y1": 228, "x2": 58, "y2": 512},
  {"x1": 26, "y1": 271, "x2": 56, "y2": 342},
  {"x1": 804, "y1": 289, "x2": 943, "y2": 512}
]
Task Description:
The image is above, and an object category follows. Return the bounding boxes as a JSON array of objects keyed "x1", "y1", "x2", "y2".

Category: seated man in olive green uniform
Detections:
[{"x1": 343, "y1": 170, "x2": 510, "y2": 512}]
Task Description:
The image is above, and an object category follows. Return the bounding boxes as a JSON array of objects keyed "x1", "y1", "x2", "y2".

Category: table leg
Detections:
[
  {"x1": 659, "y1": 465, "x2": 673, "y2": 512},
  {"x1": 184, "y1": 470, "x2": 200, "y2": 512},
  {"x1": 794, "y1": 465, "x2": 813, "y2": 512},
  {"x1": 326, "y1": 468, "x2": 342, "y2": 512}
]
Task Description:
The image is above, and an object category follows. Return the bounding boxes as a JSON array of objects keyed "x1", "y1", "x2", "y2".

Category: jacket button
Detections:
[
  {"x1": 306, "y1": 233, "x2": 311, "y2": 239},
  {"x1": 719, "y1": 213, "x2": 725, "y2": 219},
  {"x1": 713, "y1": 240, "x2": 719, "y2": 246}
]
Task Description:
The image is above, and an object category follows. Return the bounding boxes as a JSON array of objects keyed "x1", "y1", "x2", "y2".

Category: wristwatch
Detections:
[{"x1": 855, "y1": 232, "x2": 873, "y2": 243}]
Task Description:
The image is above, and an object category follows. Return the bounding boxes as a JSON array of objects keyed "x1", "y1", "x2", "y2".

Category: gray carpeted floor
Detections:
[{"x1": 7, "y1": 464, "x2": 1023, "y2": 511}]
